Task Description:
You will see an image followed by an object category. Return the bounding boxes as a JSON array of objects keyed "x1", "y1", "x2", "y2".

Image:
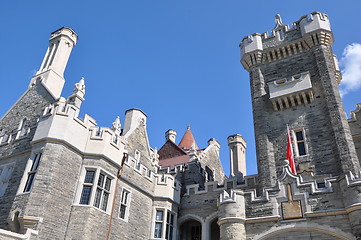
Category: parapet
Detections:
[
  {"x1": 227, "y1": 134, "x2": 246, "y2": 147},
  {"x1": 240, "y1": 12, "x2": 333, "y2": 71},
  {"x1": 50, "y1": 27, "x2": 78, "y2": 46},
  {"x1": 297, "y1": 12, "x2": 331, "y2": 37}
]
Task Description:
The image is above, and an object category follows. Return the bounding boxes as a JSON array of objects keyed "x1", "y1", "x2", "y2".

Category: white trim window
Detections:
[
  {"x1": 0, "y1": 163, "x2": 15, "y2": 197},
  {"x1": 153, "y1": 209, "x2": 176, "y2": 239},
  {"x1": 154, "y1": 210, "x2": 164, "y2": 238},
  {"x1": 79, "y1": 169, "x2": 113, "y2": 212},
  {"x1": 293, "y1": 129, "x2": 307, "y2": 156},
  {"x1": 23, "y1": 153, "x2": 42, "y2": 192},
  {"x1": 119, "y1": 188, "x2": 131, "y2": 221},
  {"x1": 165, "y1": 211, "x2": 175, "y2": 240}
]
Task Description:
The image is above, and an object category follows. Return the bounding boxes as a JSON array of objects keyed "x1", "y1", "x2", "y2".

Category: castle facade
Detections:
[{"x1": 0, "y1": 12, "x2": 360, "y2": 240}]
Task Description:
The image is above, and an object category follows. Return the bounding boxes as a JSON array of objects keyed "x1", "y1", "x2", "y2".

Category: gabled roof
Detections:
[
  {"x1": 178, "y1": 125, "x2": 198, "y2": 150},
  {"x1": 158, "y1": 139, "x2": 188, "y2": 160}
]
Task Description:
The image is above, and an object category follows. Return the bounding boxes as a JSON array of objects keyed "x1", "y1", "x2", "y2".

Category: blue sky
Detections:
[{"x1": 1, "y1": 1, "x2": 361, "y2": 176}]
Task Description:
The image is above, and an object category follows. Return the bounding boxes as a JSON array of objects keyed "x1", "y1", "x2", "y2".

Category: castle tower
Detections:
[
  {"x1": 228, "y1": 134, "x2": 247, "y2": 177},
  {"x1": 240, "y1": 12, "x2": 360, "y2": 188},
  {"x1": 29, "y1": 27, "x2": 78, "y2": 99},
  {"x1": 165, "y1": 129, "x2": 177, "y2": 143}
]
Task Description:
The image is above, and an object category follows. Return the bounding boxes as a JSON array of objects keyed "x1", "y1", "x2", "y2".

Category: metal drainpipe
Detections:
[{"x1": 106, "y1": 152, "x2": 128, "y2": 240}]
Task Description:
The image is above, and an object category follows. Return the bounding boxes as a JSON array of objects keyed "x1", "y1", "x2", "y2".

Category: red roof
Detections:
[{"x1": 178, "y1": 125, "x2": 198, "y2": 150}]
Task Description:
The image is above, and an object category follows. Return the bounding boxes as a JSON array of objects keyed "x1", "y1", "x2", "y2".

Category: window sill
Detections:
[{"x1": 72, "y1": 204, "x2": 111, "y2": 215}]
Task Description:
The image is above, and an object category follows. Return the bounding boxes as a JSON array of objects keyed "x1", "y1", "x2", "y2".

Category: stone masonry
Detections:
[{"x1": 0, "y1": 12, "x2": 361, "y2": 240}]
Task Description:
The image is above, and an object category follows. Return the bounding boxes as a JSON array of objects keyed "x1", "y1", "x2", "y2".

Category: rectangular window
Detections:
[
  {"x1": 80, "y1": 170, "x2": 95, "y2": 204},
  {"x1": 165, "y1": 211, "x2": 175, "y2": 240},
  {"x1": 0, "y1": 163, "x2": 15, "y2": 196},
  {"x1": 23, "y1": 153, "x2": 42, "y2": 192},
  {"x1": 294, "y1": 130, "x2": 306, "y2": 156},
  {"x1": 79, "y1": 169, "x2": 112, "y2": 212},
  {"x1": 154, "y1": 210, "x2": 164, "y2": 238},
  {"x1": 119, "y1": 188, "x2": 131, "y2": 220}
]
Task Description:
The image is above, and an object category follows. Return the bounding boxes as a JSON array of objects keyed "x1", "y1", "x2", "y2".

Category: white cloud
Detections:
[{"x1": 339, "y1": 43, "x2": 361, "y2": 96}]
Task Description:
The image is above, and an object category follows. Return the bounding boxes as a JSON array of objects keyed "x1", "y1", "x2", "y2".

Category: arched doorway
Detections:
[
  {"x1": 209, "y1": 218, "x2": 220, "y2": 240},
  {"x1": 179, "y1": 219, "x2": 202, "y2": 240}
]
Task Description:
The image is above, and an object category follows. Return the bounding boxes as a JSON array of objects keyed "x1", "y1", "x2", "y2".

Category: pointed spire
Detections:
[
  {"x1": 112, "y1": 116, "x2": 121, "y2": 132},
  {"x1": 178, "y1": 125, "x2": 198, "y2": 150}
]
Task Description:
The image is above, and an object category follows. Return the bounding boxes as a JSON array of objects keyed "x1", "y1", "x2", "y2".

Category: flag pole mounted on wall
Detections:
[{"x1": 286, "y1": 125, "x2": 297, "y2": 174}]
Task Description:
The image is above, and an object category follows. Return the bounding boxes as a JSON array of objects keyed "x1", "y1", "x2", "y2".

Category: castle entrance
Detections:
[{"x1": 179, "y1": 219, "x2": 202, "y2": 240}]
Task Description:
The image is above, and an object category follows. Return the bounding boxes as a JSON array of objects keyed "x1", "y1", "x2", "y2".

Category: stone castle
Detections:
[{"x1": 0, "y1": 12, "x2": 360, "y2": 240}]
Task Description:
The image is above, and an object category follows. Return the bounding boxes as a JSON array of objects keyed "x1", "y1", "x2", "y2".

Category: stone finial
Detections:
[
  {"x1": 112, "y1": 116, "x2": 121, "y2": 132},
  {"x1": 72, "y1": 77, "x2": 85, "y2": 97},
  {"x1": 275, "y1": 14, "x2": 283, "y2": 27}
]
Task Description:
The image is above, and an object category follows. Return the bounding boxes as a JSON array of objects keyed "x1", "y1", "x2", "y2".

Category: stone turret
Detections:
[
  {"x1": 29, "y1": 27, "x2": 78, "y2": 99},
  {"x1": 165, "y1": 129, "x2": 177, "y2": 143},
  {"x1": 228, "y1": 134, "x2": 247, "y2": 177},
  {"x1": 218, "y1": 190, "x2": 246, "y2": 240}
]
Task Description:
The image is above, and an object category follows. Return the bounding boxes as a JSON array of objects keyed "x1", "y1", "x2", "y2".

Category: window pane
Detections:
[
  {"x1": 80, "y1": 186, "x2": 92, "y2": 204},
  {"x1": 167, "y1": 212, "x2": 170, "y2": 223},
  {"x1": 170, "y1": 214, "x2": 174, "y2": 225},
  {"x1": 101, "y1": 192, "x2": 109, "y2": 211},
  {"x1": 298, "y1": 142, "x2": 306, "y2": 156},
  {"x1": 154, "y1": 222, "x2": 162, "y2": 238},
  {"x1": 295, "y1": 131, "x2": 304, "y2": 141},
  {"x1": 84, "y1": 170, "x2": 95, "y2": 183},
  {"x1": 31, "y1": 153, "x2": 42, "y2": 171},
  {"x1": 98, "y1": 173, "x2": 105, "y2": 187},
  {"x1": 119, "y1": 204, "x2": 126, "y2": 219},
  {"x1": 156, "y1": 210, "x2": 163, "y2": 221},
  {"x1": 169, "y1": 226, "x2": 173, "y2": 240},
  {"x1": 121, "y1": 190, "x2": 128, "y2": 204},
  {"x1": 104, "y1": 177, "x2": 111, "y2": 191},
  {"x1": 166, "y1": 223, "x2": 169, "y2": 240},
  {"x1": 94, "y1": 188, "x2": 102, "y2": 208},
  {"x1": 23, "y1": 173, "x2": 35, "y2": 192}
]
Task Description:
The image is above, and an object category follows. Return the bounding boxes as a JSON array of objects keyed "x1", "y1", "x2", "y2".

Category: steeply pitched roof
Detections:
[
  {"x1": 158, "y1": 139, "x2": 188, "y2": 160},
  {"x1": 178, "y1": 125, "x2": 198, "y2": 150}
]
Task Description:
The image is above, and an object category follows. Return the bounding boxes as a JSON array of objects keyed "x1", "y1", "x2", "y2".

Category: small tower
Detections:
[
  {"x1": 228, "y1": 134, "x2": 247, "y2": 177},
  {"x1": 165, "y1": 129, "x2": 177, "y2": 143},
  {"x1": 29, "y1": 27, "x2": 78, "y2": 99}
]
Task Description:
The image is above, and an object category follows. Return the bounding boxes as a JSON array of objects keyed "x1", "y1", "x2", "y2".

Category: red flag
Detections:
[{"x1": 286, "y1": 126, "x2": 297, "y2": 174}]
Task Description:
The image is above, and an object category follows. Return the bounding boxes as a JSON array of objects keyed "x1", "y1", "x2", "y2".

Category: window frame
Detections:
[
  {"x1": 76, "y1": 167, "x2": 115, "y2": 214},
  {"x1": 152, "y1": 208, "x2": 176, "y2": 239},
  {"x1": 0, "y1": 162, "x2": 15, "y2": 197},
  {"x1": 119, "y1": 187, "x2": 132, "y2": 222},
  {"x1": 292, "y1": 129, "x2": 308, "y2": 157},
  {"x1": 22, "y1": 152, "x2": 42, "y2": 193}
]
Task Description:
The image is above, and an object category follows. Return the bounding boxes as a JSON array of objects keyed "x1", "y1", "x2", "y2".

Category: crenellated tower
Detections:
[{"x1": 240, "y1": 12, "x2": 360, "y2": 188}]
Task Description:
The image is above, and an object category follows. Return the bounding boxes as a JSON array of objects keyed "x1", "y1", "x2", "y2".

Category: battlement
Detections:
[
  {"x1": 33, "y1": 97, "x2": 126, "y2": 166},
  {"x1": 240, "y1": 12, "x2": 334, "y2": 71},
  {"x1": 50, "y1": 27, "x2": 78, "y2": 46}
]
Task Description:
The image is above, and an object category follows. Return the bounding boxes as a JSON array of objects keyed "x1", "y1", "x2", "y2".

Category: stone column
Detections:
[{"x1": 218, "y1": 190, "x2": 246, "y2": 240}]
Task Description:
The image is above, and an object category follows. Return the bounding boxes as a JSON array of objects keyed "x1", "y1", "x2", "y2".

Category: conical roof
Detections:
[{"x1": 178, "y1": 125, "x2": 198, "y2": 150}]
